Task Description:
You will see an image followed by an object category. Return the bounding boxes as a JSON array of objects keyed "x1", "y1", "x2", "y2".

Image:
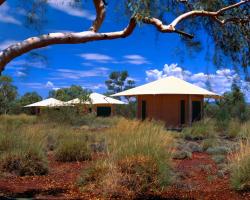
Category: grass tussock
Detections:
[
  {"x1": 0, "y1": 120, "x2": 48, "y2": 176},
  {"x1": 230, "y1": 140, "x2": 250, "y2": 191},
  {"x1": 78, "y1": 119, "x2": 174, "y2": 198},
  {"x1": 55, "y1": 134, "x2": 92, "y2": 162},
  {"x1": 182, "y1": 119, "x2": 216, "y2": 140}
]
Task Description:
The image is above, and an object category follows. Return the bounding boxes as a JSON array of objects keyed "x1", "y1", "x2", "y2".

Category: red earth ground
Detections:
[{"x1": 0, "y1": 152, "x2": 249, "y2": 199}]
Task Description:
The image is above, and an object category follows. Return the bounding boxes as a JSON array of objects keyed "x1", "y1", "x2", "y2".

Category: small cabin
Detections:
[{"x1": 112, "y1": 76, "x2": 220, "y2": 128}]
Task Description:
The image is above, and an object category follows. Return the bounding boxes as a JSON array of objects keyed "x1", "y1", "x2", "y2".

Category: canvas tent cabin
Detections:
[
  {"x1": 67, "y1": 92, "x2": 126, "y2": 117},
  {"x1": 112, "y1": 76, "x2": 220, "y2": 128},
  {"x1": 24, "y1": 98, "x2": 66, "y2": 114}
]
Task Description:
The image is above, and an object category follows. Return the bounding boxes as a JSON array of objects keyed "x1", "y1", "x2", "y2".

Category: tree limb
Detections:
[
  {"x1": 0, "y1": 0, "x2": 6, "y2": 6},
  {"x1": 89, "y1": 0, "x2": 106, "y2": 32},
  {"x1": 0, "y1": 0, "x2": 249, "y2": 73},
  {"x1": 170, "y1": 0, "x2": 249, "y2": 27},
  {"x1": 0, "y1": 18, "x2": 137, "y2": 73}
]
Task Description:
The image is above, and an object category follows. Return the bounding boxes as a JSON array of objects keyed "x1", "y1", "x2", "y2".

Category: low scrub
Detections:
[
  {"x1": 230, "y1": 140, "x2": 250, "y2": 191},
  {"x1": 78, "y1": 119, "x2": 174, "y2": 198},
  {"x1": 55, "y1": 134, "x2": 92, "y2": 162},
  {"x1": 182, "y1": 119, "x2": 216, "y2": 140},
  {"x1": 0, "y1": 148, "x2": 48, "y2": 176},
  {"x1": 0, "y1": 117, "x2": 48, "y2": 176}
]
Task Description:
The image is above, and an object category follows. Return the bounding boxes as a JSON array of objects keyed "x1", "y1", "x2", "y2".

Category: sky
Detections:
[{"x1": 0, "y1": 0, "x2": 249, "y2": 101}]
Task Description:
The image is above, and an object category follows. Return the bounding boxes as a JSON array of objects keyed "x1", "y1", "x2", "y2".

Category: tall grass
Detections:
[
  {"x1": 78, "y1": 119, "x2": 174, "y2": 198},
  {"x1": 230, "y1": 140, "x2": 250, "y2": 190},
  {"x1": 182, "y1": 118, "x2": 216, "y2": 140},
  {"x1": 0, "y1": 115, "x2": 48, "y2": 176}
]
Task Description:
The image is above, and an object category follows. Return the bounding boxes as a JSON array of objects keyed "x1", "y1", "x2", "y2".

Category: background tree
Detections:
[
  {"x1": 12, "y1": 92, "x2": 43, "y2": 114},
  {"x1": 105, "y1": 71, "x2": 135, "y2": 95},
  {"x1": 0, "y1": 0, "x2": 249, "y2": 74},
  {"x1": 0, "y1": 76, "x2": 18, "y2": 114},
  {"x1": 49, "y1": 85, "x2": 91, "y2": 102}
]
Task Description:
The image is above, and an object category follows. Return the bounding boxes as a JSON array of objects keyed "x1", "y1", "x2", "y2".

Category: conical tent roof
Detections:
[
  {"x1": 111, "y1": 76, "x2": 220, "y2": 98},
  {"x1": 24, "y1": 98, "x2": 66, "y2": 107},
  {"x1": 67, "y1": 92, "x2": 126, "y2": 105}
]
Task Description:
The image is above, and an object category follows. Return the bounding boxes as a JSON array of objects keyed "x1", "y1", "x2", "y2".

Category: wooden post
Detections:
[{"x1": 188, "y1": 95, "x2": 192, "y2": 126}]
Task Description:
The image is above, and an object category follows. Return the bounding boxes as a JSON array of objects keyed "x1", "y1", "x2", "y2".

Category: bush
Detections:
[
  {"x1": 55, "y1": 134, "x2": 92, "y2": 162},
  {"x1": 230, "y1": 141, "x2": 250, "y2": 190},
  {"x1": 202, "y1": 138, "x2": 218, "y2": 151},
  {"x1": 182, "y1": 119, "x2": 216, "y2": 140},
  {"x1": 0, "y1": 117, "x2": 48, "y2": 176},
  {"x1": 226, "y1": 120, "x2": 241, "y2": 138},
  {"x1": 78, "y1": 119, "x2": 174, "y2": 198},
  {"x1": 238, "y1": 121, "x2": 250, "y2": 140},
  {"x1": 0, "y1": 148, "x2": 48, "y2": 176}
]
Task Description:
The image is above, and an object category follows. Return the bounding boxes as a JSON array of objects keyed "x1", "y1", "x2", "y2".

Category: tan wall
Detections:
[{"x1": 137, "y1": 94, "x2": 204, "y2": 128}]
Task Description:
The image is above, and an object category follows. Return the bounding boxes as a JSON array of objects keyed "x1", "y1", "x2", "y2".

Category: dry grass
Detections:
[
  {"x1": 79, "y1": 119, "x2": 175, "y2": 198},
  {"x1": 230, "y1": 140, "x2": 250, "y2": 190}
]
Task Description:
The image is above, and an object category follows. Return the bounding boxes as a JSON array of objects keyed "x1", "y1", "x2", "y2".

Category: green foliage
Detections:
[
  {"x1": 182, "y1": 119, "x2": 216, "y2": 140},
  {"x1": 215, "y1": 83, "x2": 249, "y2": 124},
  {"x1": 105, "y1": 71, "x2": 135, "y2": 96},
  {"x1": 11, "y1": 92, "x2": 42, "y2": 115},
  {"x1": 0, "y1": 76, "x2": 18, "y2": 114},
  {"x1": 55, "y1": 134, "x2": 92, "y2": 162},
  {"x1": 49, "y1": 85, "x2": 91, "y2": 101},
  {"x1": 115, "y1": 101, "x2": 137, "y2": 119}
]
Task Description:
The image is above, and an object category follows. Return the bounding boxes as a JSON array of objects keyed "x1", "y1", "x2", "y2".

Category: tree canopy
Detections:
[
  {"x1": 0, "y1": 75, "x2": 18, "y2": 114},
  {"x1": 49, "y1": 85, "x2": 91, "y2": 101},
  {"x1": 0, "y1": 0, "x2": 249, "y2": 74}
]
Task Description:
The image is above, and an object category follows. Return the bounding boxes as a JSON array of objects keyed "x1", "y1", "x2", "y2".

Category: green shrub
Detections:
[
  {"x1": 55, "y1": 135, "x2": 92, "y2": 162},
  {"x1": 230, "y1": 141, "x2": 250, "y2": 190},
  {"x1": 182, "y1": 119, "x2": 216, "y2": 140}
]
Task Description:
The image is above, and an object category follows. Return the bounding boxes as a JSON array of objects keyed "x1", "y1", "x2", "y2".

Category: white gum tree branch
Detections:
[
  {"x1": 0, "y1": 0, "x2": 249, "y2": 73},
  {"x1": 0, "y1": 0, "x2": 5, "y2": 6}
]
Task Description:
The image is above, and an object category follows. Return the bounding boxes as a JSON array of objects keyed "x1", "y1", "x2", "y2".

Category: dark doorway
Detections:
[
  {"x1": 141, "y1": 100, "x2": 147, "y2": 120},
  {"x1": 180, "y1": 100, "x2": 185, "y2": 125},
  {"x1": 192, "y1": 101, "x2": 201, "y2": 122},
  {"x1": 97, "y1": 106, "x2": 111, "y2": 117}
]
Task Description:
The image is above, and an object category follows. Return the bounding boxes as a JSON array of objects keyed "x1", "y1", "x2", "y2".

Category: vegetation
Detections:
[
  {"x1": 0, "y1": 1, "x2": 249, "y2": 73},
  {"x1": 0, "y1": 76, "x2": 17, "y2": 114},
  {"x1": 78, "y1": 119, "x2": 174, "y2": 198},
  {"x1": 49, "y1": 85, "x2": 91, "y2": 102},
  {"x1": 230, "y1": 140, "x2": 250, "y2": 190}
]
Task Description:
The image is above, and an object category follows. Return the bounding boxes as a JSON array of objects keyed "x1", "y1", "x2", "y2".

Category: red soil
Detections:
[{"x1": 0, "y1": 152, "x2": 249, "y2": 199}]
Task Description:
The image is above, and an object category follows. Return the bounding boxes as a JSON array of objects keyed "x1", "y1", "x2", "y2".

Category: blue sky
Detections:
[{"x1": 0, "y1": 0, "x2": 249, "y2": 100}]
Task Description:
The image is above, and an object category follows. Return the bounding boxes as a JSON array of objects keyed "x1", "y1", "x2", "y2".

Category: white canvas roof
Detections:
[
  {"x1": 67, "y1": 92, "x2": 126, "y2": 105},
  {"x1": 24, "y1": 98, "x2": 66, "y2": 107},
  {"x1": 112, "y1": 76, "x2": 221, "y2": 99}
]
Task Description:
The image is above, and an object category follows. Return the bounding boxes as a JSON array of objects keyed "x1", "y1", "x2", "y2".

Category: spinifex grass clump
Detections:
[
  {"x1": 182, "y1": 118, "x2": 216, "y2": 140},
  {"x1": 79, "y1": 119, "x2": 174, "y2": 198},
  {"x1": 0, "y1": 119, "x2": 48, "y2": 176},
  {"x1": 55, "y1": 133, "x2": 92, "y2": 162},
  {"x1": 230, "y1": 140, "x2": 250, "y2": 191}
]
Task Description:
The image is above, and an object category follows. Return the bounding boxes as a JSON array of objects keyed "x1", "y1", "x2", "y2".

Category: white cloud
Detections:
[
  {"x1": 53, "y1": 67, "x2": 109, "y2": 79},
  {"x1": 16, "y1": 71, "x2": 27, "y2": 77},
  {"x1": 124, "y1": 54, "x2": 150, "y2": 65},
  {"x1": 0, "y1": 40, "x2": 19, "y2": 50},
  {"x1": 8, "y1": 59, "x2": 47, "y2": 69},
  {"x1": 47, "y1": 0, "x2": 95, "y2": 20},
  {"x1": 46, "y1": 81, "x2": 54, "y2": 88},
  {"x1": 0, "y1": 3, "x2": 21, "y2": 25},
  {"x1": 80, "y1": 53, "x2": 114, "y2": 63},
  {"x1": 146, "y1": 63, "x2": 250, "y2": 101}
]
